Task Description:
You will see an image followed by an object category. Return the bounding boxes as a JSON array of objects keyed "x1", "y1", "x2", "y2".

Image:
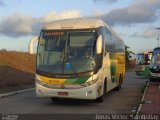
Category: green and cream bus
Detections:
[
  {"x1": 135, "y1": 51, "x2": 152, "y2": 77},
  {"x1": 29, "y1": 18, "x2": 125, "y2": 102}
]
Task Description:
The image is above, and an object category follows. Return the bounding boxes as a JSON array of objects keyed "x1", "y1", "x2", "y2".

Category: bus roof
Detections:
[
  {"x1": 153, "y1": 47, "x2": 160, "y2": 50},
  {"x1": 42, "y1": 18, "x2": 123, "y2": 42},
  {"x1": 153, "y1": 47, "x2": 160, "y2": 54},
  {"x1": 43, "y1": 18, "x2": 107, "y2": 30}
]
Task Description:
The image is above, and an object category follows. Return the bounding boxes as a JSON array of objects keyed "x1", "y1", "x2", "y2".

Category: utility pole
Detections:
[{"x1": 156, "y1": 27, "x2": 160, "y2": 47}]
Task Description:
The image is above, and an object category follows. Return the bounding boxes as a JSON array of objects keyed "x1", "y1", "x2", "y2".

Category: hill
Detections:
[{"x1": 0, "y1": 51, "x2": 36, "y2": 93}]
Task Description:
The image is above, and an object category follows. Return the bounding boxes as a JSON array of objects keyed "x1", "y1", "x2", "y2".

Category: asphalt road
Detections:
[{"x1": 0, "y1": 71, "x2": 148, "y2": 115}]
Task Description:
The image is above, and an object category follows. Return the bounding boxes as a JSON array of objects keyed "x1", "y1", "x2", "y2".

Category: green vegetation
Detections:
[
  {"x1": 125, "y1": 46, "x2": 135, "y2": 69},
  {"x1": 0, "y1": 61, "x2": 9, "y2": 66}
]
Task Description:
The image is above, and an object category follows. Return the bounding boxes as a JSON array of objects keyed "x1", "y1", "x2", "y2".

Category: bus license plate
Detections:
[{"x1": 58, "y1": 92, "x2": 68, "y2": 96}]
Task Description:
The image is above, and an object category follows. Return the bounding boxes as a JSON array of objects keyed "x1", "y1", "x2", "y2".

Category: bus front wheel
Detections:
[
  {"x1": 149, "y1": 74, "x2": 155, "y2": 82},
  {"x1": 95, "y1": 80, "x2": 106, "y2": 103},
  {"x1": 149, "y1": 77, "x2": 156, "y2": 82},
  {"x1": 51, "y1": 97, "x2": 59, "y2": 102}
]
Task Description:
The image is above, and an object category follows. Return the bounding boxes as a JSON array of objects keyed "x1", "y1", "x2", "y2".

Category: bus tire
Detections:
[
  {"x1": 149, "y1": 77, "x2": 153, "y2": 82},
  {"x1": 149, "y1": 74, "x2": 155, "y2": 82},
  {"x1": 95, "y1": 80, "x2": 106, "y2": 103},
  {"x1": 114, "y1": 75, "x2": 122, "y2": 91},
  {"x1": 149, "y1": 77, "x2": 156, "y2": 82},
  {"x1": 51, "y1": 97, "x2": 59, "y2": 102}
]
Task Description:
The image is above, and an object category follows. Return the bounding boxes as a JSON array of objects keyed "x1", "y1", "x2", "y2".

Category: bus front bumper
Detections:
[
  {"x1": 135, "y1": 71, "x2": 144, "y2": 76},
  {"x1": 36, "y1": 82, "x2": 100, "y2": 100},
  {"x1": 149, "y1": 72, "x2": 160, "y2": 81}
]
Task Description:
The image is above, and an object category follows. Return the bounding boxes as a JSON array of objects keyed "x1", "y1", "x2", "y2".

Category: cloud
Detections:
[
  {"x1": 100, "y1": 0, "x2": 160, "y2": 26},
  {"x1": 0, "y1": 13, "x2": 37, "y2": 37},
  {"x1": 0, "y1": 0, "x2": 4, "y2": 6},
  {"x1": 93, "y1": 0, "x2": 118, "y2": 3},
  {"x1": 119, "y1": 27, "x2": 158, "y2": 39},
  {"x1": 143, "y1": 29, "x2": 157, "y2": 38},
  {"x1": 0, "y1": 10, "x2": 82, "y2": 37},
  {"x1": 42, "y1": 10, "x2": 82, "y2": 23},
  {"x1": 130, "y1": 32, "x2": 141, "y2": 38},
  {"x1": 121, "y1": 29, "x2": 157, "y2": 39}
]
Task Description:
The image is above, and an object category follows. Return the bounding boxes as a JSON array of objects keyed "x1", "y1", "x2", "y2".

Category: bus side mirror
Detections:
[
  {"x1": 96, "y1": 35, "x2": 102, "y2": 54},
  {"x1": 28, "y1": 36, "x2": 38, "y2": 54}
]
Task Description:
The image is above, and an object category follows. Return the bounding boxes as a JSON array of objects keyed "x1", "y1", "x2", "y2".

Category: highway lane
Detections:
[{"x1": 0, "y1": 71, "x2": 148, "y2": 114}]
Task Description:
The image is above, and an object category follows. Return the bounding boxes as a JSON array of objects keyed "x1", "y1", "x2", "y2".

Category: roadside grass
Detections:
[{"x1": 0, "y1": 61, "x2": 9, "y2": 66}]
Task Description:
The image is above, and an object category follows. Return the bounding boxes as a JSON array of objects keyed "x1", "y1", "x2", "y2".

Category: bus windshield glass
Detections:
[
  {"x1": 37, "y1": 30, "x2": 97, "y2": 75},
  {"x1": 150, "y1": 53, "x2": 160, "y2": 67},
  {"x1": 136, "y1": 53, "x2": 152, "y2": 65},
  {"x1": 136, "y1": 54, "x2": 144, "y2": 65}
]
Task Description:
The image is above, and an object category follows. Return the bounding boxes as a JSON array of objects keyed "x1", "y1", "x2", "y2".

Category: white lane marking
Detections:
[{"x1": 0, "y1": 88, "x2": 35, "y2": 98}]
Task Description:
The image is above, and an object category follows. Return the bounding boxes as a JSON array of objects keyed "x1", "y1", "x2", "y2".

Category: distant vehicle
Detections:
[
  {"x1": 149, "y1": 47, "x2": 160, "y2": 81},
  {"x1": 135, "y1": 51, "x2": 153, "y2": 77},
  {"x1": 29, "y1": 18, "x2": 125, "y2": 102}
]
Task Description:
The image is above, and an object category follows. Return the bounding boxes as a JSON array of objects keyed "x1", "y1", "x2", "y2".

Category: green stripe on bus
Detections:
[
  {"x1": 64, "y1": 76, "x2": 89, "y2": 84},
  {"x1": 64, "y1": 79, "x2": 77, "y2": 84},
  {"x1": 109, "y1": 53, "x2": 117, "y2": 82}
]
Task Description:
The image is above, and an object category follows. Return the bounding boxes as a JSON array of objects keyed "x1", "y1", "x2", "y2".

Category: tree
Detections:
[
  {"x1": 125, "y1": 46, "x2": 135, "y2": 65},
  {"x1": 0, "y1": 48, "x2": 7, "y2": 52}
]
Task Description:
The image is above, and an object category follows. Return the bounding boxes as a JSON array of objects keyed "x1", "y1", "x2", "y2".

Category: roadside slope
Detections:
[{"x1": 0, "y1": 51, "x2": 36, "y2": 93}]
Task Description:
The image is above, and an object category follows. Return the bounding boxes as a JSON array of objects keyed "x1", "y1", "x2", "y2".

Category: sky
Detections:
[{"x1": 0, "y1": 0, "x2": 160, "y2": 53}]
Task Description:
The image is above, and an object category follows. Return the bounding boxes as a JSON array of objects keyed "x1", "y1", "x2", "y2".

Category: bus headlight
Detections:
[
  {"x1": 81, "y1": 78, "x2": 98, "y2": 87},
  {"x1": 35, "y1": 75, "x2": 44, "y2": 85}
]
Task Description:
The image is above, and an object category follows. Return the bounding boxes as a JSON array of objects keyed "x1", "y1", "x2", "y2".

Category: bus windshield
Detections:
[
  {"x1": 37, "y1": 30, "x2": 97, "y2": 75},
  {"x1": 136, "y1": 53, "x2": 152, "y2": 65},
  {"x1": 150, "y1": 53, "x2": 160, "y2": 67}
]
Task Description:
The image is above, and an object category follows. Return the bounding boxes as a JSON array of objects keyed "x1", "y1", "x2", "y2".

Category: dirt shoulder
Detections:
[
  {"x1": 140, "y1": 82, "x2": 160, "y2": 114},
  {"x1": 0, "y1": 51, "x2": 35, "y2": 93}
]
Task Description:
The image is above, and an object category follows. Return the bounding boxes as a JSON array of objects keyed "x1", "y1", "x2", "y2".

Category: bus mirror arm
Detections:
[
  {"x1": 28, "y1": 36, "x2": 38, "y2": 54},
  {"x1": 96, "y1": 35, "x2": 102, "y2": 54}
]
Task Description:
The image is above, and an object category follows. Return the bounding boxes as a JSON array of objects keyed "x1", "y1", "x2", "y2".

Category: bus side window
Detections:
[
  {"x1": 106, "y1": 28, "x2": 111, "y2": 52},
  {"x1": 156, "y1": 54, "x2": 160, "y2": 65},
  {"x1": 111, "y1": 33, "x2": 116, "y2": 53},
  {"x1": 115, "y1": 37, "x2": 118, "y2": 52},
  {"x1": 117, "y1": 38, "x2": 121, "y2": 52}
]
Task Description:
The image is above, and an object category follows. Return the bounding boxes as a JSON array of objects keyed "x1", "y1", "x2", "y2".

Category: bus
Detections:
[
  {"x1": 149, "y1": 47, "x2": 160, "y2": 81},
  {"x1": 135, "y1": 52, "x2": 152, "y2": 77},
  {"x1": 29, "y1": 18, "x2": 125, "y2": 102}
]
